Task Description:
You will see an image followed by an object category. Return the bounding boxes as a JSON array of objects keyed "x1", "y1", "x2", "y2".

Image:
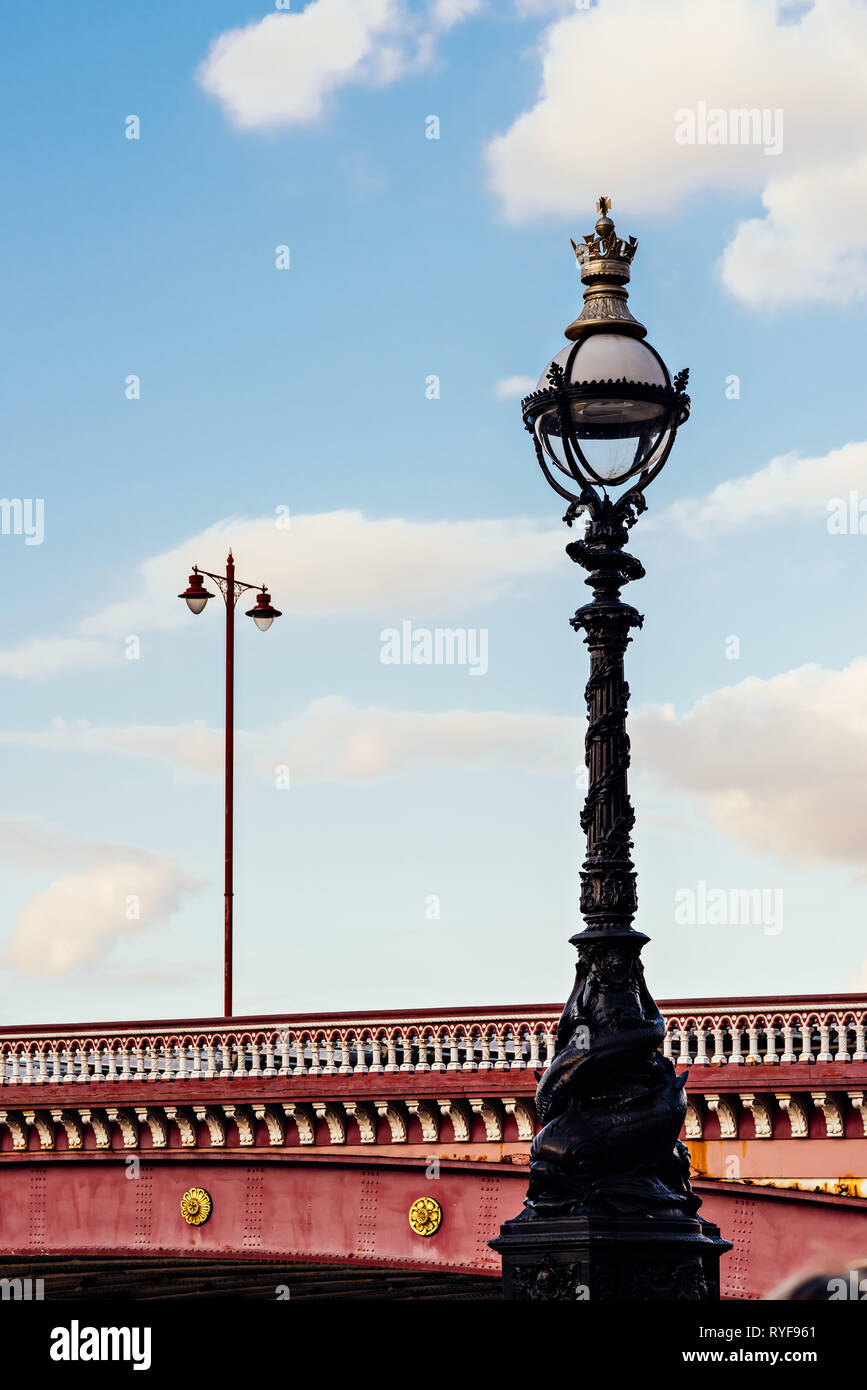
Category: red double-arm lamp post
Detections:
[{"x1": 179, "y1": 551, "x2": 281, "y2": 1017}]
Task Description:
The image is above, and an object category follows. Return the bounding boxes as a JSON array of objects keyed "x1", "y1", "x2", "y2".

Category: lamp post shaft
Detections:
[
  {"x1": 224, "y1": 551, "x2": 235, "y2": 1019},
  {"x1": 571, "y1": 507, "x2": 644, "y2": 938},
  {"x1": 491, "y1": 504, "x2": 730, "y2": 1299}
]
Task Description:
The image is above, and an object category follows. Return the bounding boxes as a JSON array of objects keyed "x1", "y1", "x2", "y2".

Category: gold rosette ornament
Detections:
[
  {"x1": 408, "y1": 1197, "x2": 442, "y2": 1237},
  {"x1": 181, "y1": 1187, "x2": 212, "y2": 1226}
]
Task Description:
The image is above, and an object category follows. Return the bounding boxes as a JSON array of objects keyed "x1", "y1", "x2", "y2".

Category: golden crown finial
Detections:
[
  {"x1": 564, "y1": 194, "x2": 645, "y2": 342},
  {"x1": 572, "y1": 197, "x2": 637, "y2": 274}
]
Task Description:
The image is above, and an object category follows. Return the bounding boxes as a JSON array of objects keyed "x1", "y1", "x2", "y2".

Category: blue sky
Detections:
[{"x1": 1, "y1": 0, "x2": 866, "y2": 1024}]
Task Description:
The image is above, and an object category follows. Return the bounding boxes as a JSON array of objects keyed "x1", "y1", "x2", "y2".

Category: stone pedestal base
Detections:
[{"x1": 490, "y1": 1214, "x2": 730, "y2": 1301}]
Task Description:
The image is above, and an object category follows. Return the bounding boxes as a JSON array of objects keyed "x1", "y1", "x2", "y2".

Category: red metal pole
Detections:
[{"x1": 224, "y1": 550, "x2": 234, "y2": 1018}]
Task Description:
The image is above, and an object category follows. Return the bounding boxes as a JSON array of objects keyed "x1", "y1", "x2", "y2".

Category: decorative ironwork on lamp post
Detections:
[
  {"x1": 178, "y1": 551, "x2": 281, "y2": 1018},
  {"x1": 490, "y1": 197, "x2": 730, "y2": 1300}
]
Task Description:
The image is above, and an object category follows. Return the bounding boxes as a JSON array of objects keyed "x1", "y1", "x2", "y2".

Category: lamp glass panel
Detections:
[
  {"x1": 535, "y1": 404, "x2": 668, "y2": 484},
  {"x1": 577, "y1": 430, "x2": 662, "y2": 483},
  {"x1": 568, "y1": 334, "x2": 667, "y2": 388}
]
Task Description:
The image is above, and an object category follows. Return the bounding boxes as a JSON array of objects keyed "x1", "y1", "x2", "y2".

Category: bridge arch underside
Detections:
[{"x1": 0, "y1": 1155, "x2": 864, "y2": 1300}]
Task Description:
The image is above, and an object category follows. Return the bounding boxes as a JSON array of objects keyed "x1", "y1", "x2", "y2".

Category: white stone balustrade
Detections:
[{"x1": 0, "y1": 997, "x2": 864, "y2": 1085}]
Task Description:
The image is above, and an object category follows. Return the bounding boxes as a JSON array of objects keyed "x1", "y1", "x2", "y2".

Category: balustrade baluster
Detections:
[
  {"x1": 383, "y1": 1034, "x2": 398, "y2": 1074},
  {"x1": 334, "y1": 1032, "x2": 350, "y2": 1075},
  {"x1": 817, "y1": 1021, "x2": 833, "y2": 1063},
  {"x1": 834, "y1": 1022, "x2": 851, "y2": 1064},
  {"x1": 399, "y1": 1033, "x2": 415, "y2": 1073},
  {"x1": 219, "y1": 1038, "x2": 235, "y2": 1079},
  {"x1": 292, "y1": 1035, "x2": 307, "y2": 1077}
]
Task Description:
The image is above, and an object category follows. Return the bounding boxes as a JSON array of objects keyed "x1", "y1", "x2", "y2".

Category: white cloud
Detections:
[
  {"x1": 0, "y1": 636, "x2": 117, "y2": 680},
  {"x1": 0, "y1": 718, "x2": 225, "y2": 779},
  {"x1": 0, "y1": 698, "x2": 577, "y2": 785},
  {"x1": 431, "y1": 0, "x2": 484, "y2": 26},
  {"x1": 484, "y1": 0, "x2": 867, "y2": 309},
  {"x1": 0, "y1": 821, "x2": 202, "y2": 976},
  {"x1": 197, "y1": 2, "x2": 402, "y2": 128},
  {"x1": 495, "y1": 375, "x2": 536, "y2": 399},
  {"x1": 197, "y1": 0, "x2": 478, "y2": 130},
  {"x1": 6, "y1": 447, "x2": 866, "y2": 684},
  {"x1": 5, "y1": 446, "x2": 864, "y2": 684},
  {"x1": 265, "y1": 696, "x2": 575, "y2": 782},
  {"x1": 5, "y1": 862, "x2": 200, "y2": 976},
  {"x1": 0, "y1": 511, "x2": 562, "y2": 680},
  {"x1": 8, "y1": 656, "x2": 867, "y2": 876},
  {"x1": 719, "y1": 157, "x2": 867, "y2": 308},
  {"x1": 655, "y1": 440, "x2": 867, "y2": 538},
  {"x1": 91, "y1": 511, "x2": 562, "y2": 628},
  {"x1": 632, "y1": 659, "x2": 867, "y2": 867},
  {"x1": 12, "y1": 658, "x2": 867, "y2": 876}
]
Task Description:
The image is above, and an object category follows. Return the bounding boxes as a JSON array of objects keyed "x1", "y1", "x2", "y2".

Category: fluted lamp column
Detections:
[{"x1": 490, "y1": 197, "x2": 731, "y2": 1301}]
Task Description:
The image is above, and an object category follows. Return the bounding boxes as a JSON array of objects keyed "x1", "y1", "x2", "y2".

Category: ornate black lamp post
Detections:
[{"x1": 490, "y1": 198, "x2": 730, "y2": 1300}]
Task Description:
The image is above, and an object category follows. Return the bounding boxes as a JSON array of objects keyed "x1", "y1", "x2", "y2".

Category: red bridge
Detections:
[{"x1": 0, "y1": 992, "x2": 865, "y2": 1299}]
